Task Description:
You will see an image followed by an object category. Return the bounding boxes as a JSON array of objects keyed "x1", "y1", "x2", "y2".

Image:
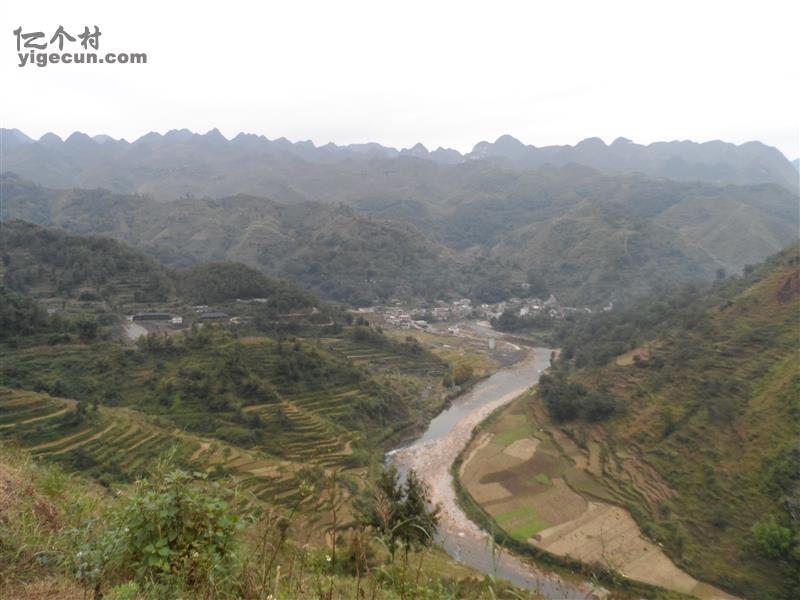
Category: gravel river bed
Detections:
[{"x1": 388, "y1": 346, "x2": 595, "y2": 599}]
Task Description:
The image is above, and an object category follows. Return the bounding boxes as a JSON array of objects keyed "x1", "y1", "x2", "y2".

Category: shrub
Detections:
[
  {"x1": 74, "y1": 456, "x2": 243, "y2": 596},
  {"x1": 751, "y1": 516, "x2": 793, "y2": 560}
]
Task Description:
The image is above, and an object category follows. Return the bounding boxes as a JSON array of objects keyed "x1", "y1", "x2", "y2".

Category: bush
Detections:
[
  {"x1": 538, "y1": 372, "x2": 618, "y2": 422},
  {"x1": 751, "y1": 516, "x2": 793, "y2": 560},
  {"x1": 74, "y1": 456, "x2": 243, "y2": 596}
]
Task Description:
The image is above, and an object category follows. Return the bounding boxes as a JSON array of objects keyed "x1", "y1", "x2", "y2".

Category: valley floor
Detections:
[
  {"x1": 458, "y1": 393, "x2": 738, "y2": 600},
  {"x1": 391, "y1": 348, "x2": 593, "y2": 598}
]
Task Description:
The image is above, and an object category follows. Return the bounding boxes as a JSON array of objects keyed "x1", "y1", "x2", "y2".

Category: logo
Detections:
[{"x1": 13, "y1": 26, "x2": 147, "y2": 67}]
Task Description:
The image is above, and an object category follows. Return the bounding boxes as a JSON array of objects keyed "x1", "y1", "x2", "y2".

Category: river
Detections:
[{"x1": 388, "y1": 344, "x2": 593, "y2": 599}]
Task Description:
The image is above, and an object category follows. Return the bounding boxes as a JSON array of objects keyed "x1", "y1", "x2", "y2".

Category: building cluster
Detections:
[
  {"x1": 379, "y1": 298, "x2": 474, "y2": 330},
  {"x1": 479, "y1": 295, "x2": 612, "y2": 320},
  {"x1": 374, "y1": 294, "x2": 609, "y2": 330},
  {"x1": 478, "y1": 295, "x2": 564, "y2": 320}
]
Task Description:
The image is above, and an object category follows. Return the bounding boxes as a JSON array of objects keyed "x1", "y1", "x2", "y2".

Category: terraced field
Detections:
[
  {"x1": 326, "y1": 338, "x2": 446, "y2": 377},
  {"x1": 0, "y1": 388, "x2": 195, "y2": 474},
  {"x1": 0, "y1": 325, "x2": 460, "y2": 526},
  {"x1": 0, "y1": 387, "x2": 323, "y2": 510},
  {"x1": 459, "y1": 395, "x2": 738, "y2": 600},
  {"x1": 244, "y1": 395, "x2": 357, "y2": 469}
]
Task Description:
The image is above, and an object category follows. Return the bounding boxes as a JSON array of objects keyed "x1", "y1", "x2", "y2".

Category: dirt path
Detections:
[{"x1": 124, "y1": 322, "x2": 148, "y2": 341}]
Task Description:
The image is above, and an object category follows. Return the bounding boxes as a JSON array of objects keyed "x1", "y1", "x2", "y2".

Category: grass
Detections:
[
  {"x1": 495, "y1": 505, "x2": 550, "y2": 540},
  {"x1": 492, "y1": 425, "x2": 531, "y2": 445},
  {"x1": 1, "y1": 440, "x2": 545, "y2": 600}
]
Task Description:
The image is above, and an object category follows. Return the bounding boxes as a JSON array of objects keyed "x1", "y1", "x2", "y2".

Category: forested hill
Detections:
[
  {"x1": 539, "y1": 243, "x2": 800, "y2": 598},
  {"x1": 0, "y1": 219, "x2": 174, "y2": 304},
  {"x1": 173, "y1": 262, "x2": 315, "y2": 308},
  {"x1": 0, "y1": 176, "x2": 519, "y2": 305},
  {"x1": 1, "y1": 168, "x2": 797, "y2": 306},
  {"x1": 0, "y1": 220, "x2": 317, "y2": 313}
]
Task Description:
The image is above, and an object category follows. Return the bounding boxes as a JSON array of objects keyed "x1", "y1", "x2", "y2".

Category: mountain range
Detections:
[
  {"x1": 1, "y1": 128, "x2": 797, "y2": 201},
  {"x1": 2, "y1": 168, "x2": 797, "y2": 306}
]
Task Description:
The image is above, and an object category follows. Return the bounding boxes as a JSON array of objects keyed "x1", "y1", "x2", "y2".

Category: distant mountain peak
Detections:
[
  {"x1": 92, "y1": 134, "x2": 116, "y2": 144},
  {"x1": 3, "y1": 126, "x2": 796, "y2": 191},
  {"x1": 38, "y1": 132, "x2": 63, "y2": 146},
  {"x1": 65, "y1": 131, "x2": 95, "y2": 145},
  {"x1": 134, "y1": 131, "x2": 163, "y2": 144},
  {"x1": 401, "y1": 143, "x2": 429, "y2": 157},
  {"x1": 203, "y1": 128, "x2": 227, "y2": 141},
  {"x1": 495, "y1": 134, "x2": 525, "y2": 147},
  {"x1": 576, "y1": 137, "x2": 606, "y2": 147},
  {"x1": 164, "y1": 128, "x2": 194, "y2": 141},
  {"x1": 0, "y1": 128, "x2": 33, "y2": 147}
]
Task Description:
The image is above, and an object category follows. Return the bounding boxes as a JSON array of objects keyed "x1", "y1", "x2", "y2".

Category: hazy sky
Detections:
[{"x1": 2, "y1": 0, "x2": 799, "y2": 158}]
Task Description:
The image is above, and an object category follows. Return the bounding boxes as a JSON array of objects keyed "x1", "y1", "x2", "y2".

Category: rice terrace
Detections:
[{"x1": 457, "y1": 394, "x2": 738, "y2": 600}]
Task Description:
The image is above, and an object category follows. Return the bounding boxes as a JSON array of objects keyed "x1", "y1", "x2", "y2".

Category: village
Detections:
[{"x1": 360, "y1": 294, "x2": 612, "y2": 333}]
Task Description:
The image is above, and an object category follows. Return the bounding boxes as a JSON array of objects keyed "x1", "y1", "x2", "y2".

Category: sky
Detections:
[{"x1": 2, "y1": 0, "x2": 799, "y2": 159}]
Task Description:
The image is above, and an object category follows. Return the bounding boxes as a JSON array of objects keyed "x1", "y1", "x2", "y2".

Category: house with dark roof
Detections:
[{"x1": 198, "y1": 312, "x2": 229, "y2": 321}]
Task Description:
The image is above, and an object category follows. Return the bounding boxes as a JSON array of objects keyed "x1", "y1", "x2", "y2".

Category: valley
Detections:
[
  {"x1": 0, "y1": 131, "x2": 797, "y2": 599},
  {"x1": 453, "y1": 244, "x2": 799, "y2": 599},
  {"x1": 3, "y1": 3, "x2": 798, "y2": 597}
]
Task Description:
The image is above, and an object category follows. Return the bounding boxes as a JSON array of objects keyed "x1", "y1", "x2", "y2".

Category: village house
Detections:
[{"x1": 130, "y1": 312, "x2": 172, "y2": 321}]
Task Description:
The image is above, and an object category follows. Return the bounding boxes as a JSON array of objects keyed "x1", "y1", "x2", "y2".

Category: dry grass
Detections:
[{"x1": 0, "y1": 576, "x2": 84, "y2": 600}]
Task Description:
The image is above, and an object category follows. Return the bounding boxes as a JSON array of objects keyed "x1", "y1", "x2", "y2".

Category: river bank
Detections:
[{"x1": 388, "y1": 347, "x2": 592, "y2": 598}]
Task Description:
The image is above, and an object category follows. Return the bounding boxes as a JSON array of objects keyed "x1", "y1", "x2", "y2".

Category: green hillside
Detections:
[
  {"x1": 0, "y1": 285, "x2": 519, "y2": 598},
  {"x1": 536, "y1": 244, "x2": 800, "y2": 598},
  {"x1": 0, "y1": 219, "x2": 174, "y2": 306},
  {"x1": 174, "y1": 261, "x2": 315, "y2": 307},
  {"x1": 0, "y1": 176, "x2": 516, "y2": 305},
  {"x1": 0, "y1": 220, "x2": 330, "y2": 332},
  {"x1": 3, "y1": 170, "x2": 796, "y2": 307},
  {"x1": 0, "y1": 323, "x2": 449, "y2": 468}
]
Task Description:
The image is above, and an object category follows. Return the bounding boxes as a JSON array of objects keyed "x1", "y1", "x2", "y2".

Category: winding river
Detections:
[{"x1": 388, "y1": 345, "x2": 592, "y2": 599}]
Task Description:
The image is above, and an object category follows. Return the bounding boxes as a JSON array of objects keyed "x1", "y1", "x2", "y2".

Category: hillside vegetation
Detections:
[
  {"x1": 534, "y1": 244, "x2": 800, "y2": 598},
  {"x1": 0, "y1": 220, "x2": 325, "y2": 327},
  {"x1": 0, "y1": 228, "x2": 535, "y2": 598},
  {"x1": 0, "y1": 441, "x2": 534, "y2": 599},
  {"x1": 0, "y1": 219, "x2": 174, "y2": 306},
  {"x1": 2, "y1": 171, "x2": 797, "y2": 306}
]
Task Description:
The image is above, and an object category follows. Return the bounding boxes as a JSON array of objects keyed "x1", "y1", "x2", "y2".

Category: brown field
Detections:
[{"x1": 461, "y1": 396, "x2": 738, "y2": 600}]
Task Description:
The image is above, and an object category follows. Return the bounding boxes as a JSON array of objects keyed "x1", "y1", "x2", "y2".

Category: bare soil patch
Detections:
[{"x1": 503, "y1": 438, "x2": 539, "y2": 460}]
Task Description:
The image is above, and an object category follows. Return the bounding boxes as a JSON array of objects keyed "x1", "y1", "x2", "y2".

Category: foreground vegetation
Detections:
[{"x1": 1, "y1": 444, "x2": 537, "y2": 599}]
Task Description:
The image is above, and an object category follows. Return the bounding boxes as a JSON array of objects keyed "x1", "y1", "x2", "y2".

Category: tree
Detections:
[
  {"x1": 399, "y1": 470, "x2": 439, "y2": 549},
  {"x1": 356, "y1": 465, "x2": 440, "y2": 559},
  {"x1": 752, "y1": 516, "x2": 793, "y2": 559},
  {"x1": 526, "y1": 268, "x2": 548, "y2": 296}
]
